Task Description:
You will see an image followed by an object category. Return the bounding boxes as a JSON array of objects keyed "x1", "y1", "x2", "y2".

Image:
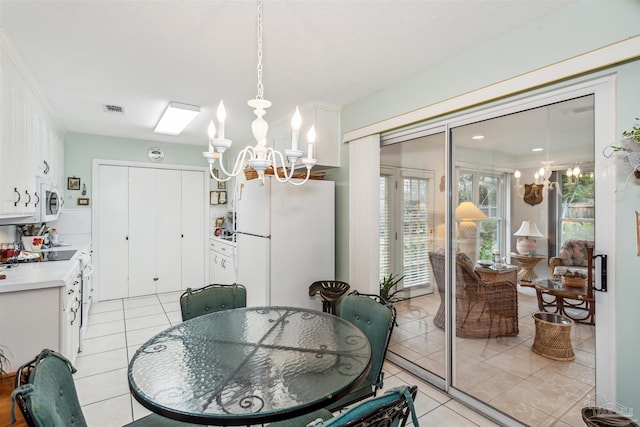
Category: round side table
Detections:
[
  {"x1": 532, "y1": 312, "x2": 574, "y2": 361},
  {"x1": 510, "y1": 254, "x2": 546, "y2": 282}
]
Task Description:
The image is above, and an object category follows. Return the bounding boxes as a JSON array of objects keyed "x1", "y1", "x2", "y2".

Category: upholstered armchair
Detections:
[{"x1": 549, "y1": 239, "x2": 595, "y2": 280}]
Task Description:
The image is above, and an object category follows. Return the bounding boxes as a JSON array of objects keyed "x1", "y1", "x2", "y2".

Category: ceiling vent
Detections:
[{"x1": 103, "y1": 104, "x2": 125, "y2": 114}]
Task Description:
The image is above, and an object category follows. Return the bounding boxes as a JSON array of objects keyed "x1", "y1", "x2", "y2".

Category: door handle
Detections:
[
  {"x1": 24, "y1": 190, "x2": 31, "y2": 207},
  {"x1": 592, "y1": 254, "x2": 607, "y2": 293},
  {"x1": 14, "y1": 188, "x2": 20, "y2": 206}
]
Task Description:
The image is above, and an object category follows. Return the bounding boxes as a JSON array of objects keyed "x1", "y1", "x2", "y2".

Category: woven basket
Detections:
[
  {"x1": 531, "y1": 312, "x2": 575, "y2": 361},
  {"x1": 581, "y1": 407, "x2": 639, "y2": 427},
  {"x1": 244, "y1": 167, "x2": 326, "y2": 181},
  {"x1": 562, "y1": 276, "x2": 586, "y2": 288}
]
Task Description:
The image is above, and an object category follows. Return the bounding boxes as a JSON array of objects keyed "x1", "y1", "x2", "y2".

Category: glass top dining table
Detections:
[{"x1": 128, "y1": 306, "x2": 371, "y2": 426}]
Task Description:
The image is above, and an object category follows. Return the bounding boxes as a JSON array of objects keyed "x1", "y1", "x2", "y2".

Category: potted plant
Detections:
[
  {"x1": 606, "y1": 117, "x2": 640, "y2": 179},
  {"x1": 0, "y1": 345, "x2": 10, "y2": 394},
  {"x1": 379, "y1": 273, "x2": 405, "y2": 303}
]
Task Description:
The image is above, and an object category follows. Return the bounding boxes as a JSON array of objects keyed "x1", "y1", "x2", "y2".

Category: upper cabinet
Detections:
[
  {"x1": 0, "y1": 32, "x2": 65, "y2": 219},
  {"x1": 269, "y1": 102, "x2": 341, "y2": 169}
]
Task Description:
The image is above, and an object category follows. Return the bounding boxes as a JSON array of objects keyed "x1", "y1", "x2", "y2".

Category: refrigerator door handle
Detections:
[{"x1": 235, "y1": 231, "x2": 271, "y2": 239}]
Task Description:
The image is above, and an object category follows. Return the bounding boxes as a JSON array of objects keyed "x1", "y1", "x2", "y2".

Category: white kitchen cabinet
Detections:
[
  {"x1": 209, "y1": 238, "x2": 235, "y2": 285},
  {"x1": 0, "y1": 261, "x2": 82, "y2": 369},
  {"x1": 0, "y1": 36, "x2": 64, "y2": 219},
  {"x1": 96, "y1": 164, "x2": 207, "y2": 300}
]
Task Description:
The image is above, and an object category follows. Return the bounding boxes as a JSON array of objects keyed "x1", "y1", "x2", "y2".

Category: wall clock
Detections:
[{"x1": 147, "y1": 147, "x2": 164, "y2": 162}]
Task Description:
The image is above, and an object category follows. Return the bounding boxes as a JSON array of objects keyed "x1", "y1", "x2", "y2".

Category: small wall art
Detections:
[
  {"x1": 67, "y1": 177, "x2": 81, "y2": 191},
  {"x1": 77, "y1": 197, "x2": 90, "y2": 206}
]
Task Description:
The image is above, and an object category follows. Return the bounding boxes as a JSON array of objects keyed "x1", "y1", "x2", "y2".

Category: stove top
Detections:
[{"x1": 41, "y1": 250, "x2": 77, "y2": 262}]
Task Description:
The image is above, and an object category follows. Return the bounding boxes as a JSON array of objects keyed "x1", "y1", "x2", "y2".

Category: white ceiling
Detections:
[{"x1": 0, "y1": 0, "x2": 577, "y2": 149}]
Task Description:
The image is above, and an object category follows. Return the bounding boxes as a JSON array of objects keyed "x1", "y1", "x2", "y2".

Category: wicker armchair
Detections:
[{"x1": 429, "y1": 251, "x2": 518, "y2": 338}]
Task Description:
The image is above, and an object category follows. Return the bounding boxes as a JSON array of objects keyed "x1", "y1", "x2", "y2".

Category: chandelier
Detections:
[
  {"x1": 202, "y1": 0, "x2": 317, "y2": 185},
  {"x1": 514, "y1": 160, "x2": 560, "y2": 195}
]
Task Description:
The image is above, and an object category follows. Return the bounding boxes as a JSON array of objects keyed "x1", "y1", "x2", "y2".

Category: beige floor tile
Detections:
[
  {"x1": 84, "y1": 319, "x2": 125, "y2": 339},
  {"x1": 81, "y1": 332, "x2": 127, "y2": 356},
  {"x1": 82, "y1": 394, "x2": 133, "y2": 426},
  {"x1": 125, "y1": 303, "x2": 165, "y2": 319},
  {"x1": 418, "y1": 404, "x2": 481, "y2": 426},
  {"x1": 126, "y1": 324, "x2": 170, "y2": 346},
  {"x1": 124, "y1": 313, "x2": 170, "y2": 331},
  {"x1": 123, "y1": 295, "x2": 160, "y2": 309},
  {"x1": 445, "y1": 399, "x2": 502, "y2": 427},
  {"x1": 157, "y1": 290, "x2": 184, "y2": 303},
  {"x1": 162, "y1": 300, "x2": 181, "y2": 313},
  {"x1": 91, "y1": 299, "x2": 123, "y2": 314},
  {"x1": 88, "y1": 309, "x2": 124, "y2": 325},
  {"x1": 74, "y1": 347, "x2": 128, "y2": 378},
  {"x1": 75, "y1": 367, "x2": 129, "y2": 406}
]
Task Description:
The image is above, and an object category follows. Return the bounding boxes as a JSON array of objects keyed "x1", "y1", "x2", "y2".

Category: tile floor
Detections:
[
  {"x1": 76, "y1": 291, "x2": 502, "y2": 426},
  {"x1": 389, "y1": 286, "x2": 595, "y2": 427}
]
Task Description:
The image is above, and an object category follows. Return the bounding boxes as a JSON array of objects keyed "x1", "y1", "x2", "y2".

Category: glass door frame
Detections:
[{"x1": 382, "y1": 75, "x2": 616, "y2": 425}]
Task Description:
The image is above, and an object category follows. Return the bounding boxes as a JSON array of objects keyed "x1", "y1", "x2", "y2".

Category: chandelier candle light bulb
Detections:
[
  {"x1": 216, "y1": 101, "x2": 226, "y2": 140},
  {"x1": 291, "y1": 107, "x2": 301, "y2": 151},
  {"x1": 307, "y1": 125, "x2": 316, "y2": 160}
]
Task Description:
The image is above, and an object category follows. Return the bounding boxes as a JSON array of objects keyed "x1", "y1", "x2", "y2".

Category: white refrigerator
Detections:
[{"x1": 235, "y1": 176, "x2": 335, "y2": 309}]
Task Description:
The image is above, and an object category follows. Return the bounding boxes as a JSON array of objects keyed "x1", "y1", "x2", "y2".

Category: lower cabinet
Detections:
[
  {"x1": 209, "y1": 239, "x2": 235, "y2": 285},
  {"x1": 0, "y1": 279, "x2": 80, "y2": 369}
]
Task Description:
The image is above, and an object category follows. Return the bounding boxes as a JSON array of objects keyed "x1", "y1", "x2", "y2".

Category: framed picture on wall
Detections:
[
  {"x1": 209, "y1": 191, "x2": 227, "y2": 205},
  {"x1": 67, "y1": 177, "x2": 81, "y2": 191},
  {"x1": 218, "y1": 180, "x2": 226, "y2": 190}
]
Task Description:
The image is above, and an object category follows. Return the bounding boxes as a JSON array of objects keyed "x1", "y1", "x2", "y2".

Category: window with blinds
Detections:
[
  {"x1": 380, "y1": 167, "x2": 434, "y2": 290},
  {"x1": 379, "y1": 174, "x2": 392, "y2": 280},
  {"x1": 402, "y1": 176, "x2": 431, "y2": 287},
  {"x1": 458, "y1": 169, "x2": 504, "y2": 261}
]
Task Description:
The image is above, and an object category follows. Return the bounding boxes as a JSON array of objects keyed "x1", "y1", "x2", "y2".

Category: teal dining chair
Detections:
[
  {"x1": 179, "y1": 283, "x2": 247, "y2": 321},
  {"x1": 269, "y1": 385, "x2": 419, "y2": 427},
  {"x1": 10, "y1": 349, "x2": 199, "y2": 427},
  {"x1": 324, "y1": 291, "x2": 396, "y2": 412}
]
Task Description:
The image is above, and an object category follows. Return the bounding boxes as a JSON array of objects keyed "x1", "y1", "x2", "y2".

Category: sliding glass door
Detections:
[{"x1": 382, "y1": 93, "x2": 599, "y2": 426}]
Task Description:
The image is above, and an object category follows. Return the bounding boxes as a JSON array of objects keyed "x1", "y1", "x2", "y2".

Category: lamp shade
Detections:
[
  {"x1": 513, "y1": 220, "x2": 543, "y2": 238},
  {"x1": 455, "y1": 202, "x2": 488, "y2": 221},
  {"x1": 514, "y1": 220, "x2": 544, "y2": 255}
]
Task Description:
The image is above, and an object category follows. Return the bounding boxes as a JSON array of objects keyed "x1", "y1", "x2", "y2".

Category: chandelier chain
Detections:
[{"x1": 256, "y1": 0, "x2": 264, "y2": 100}]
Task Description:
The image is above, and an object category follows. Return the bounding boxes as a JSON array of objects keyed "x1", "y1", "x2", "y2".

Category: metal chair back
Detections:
[{"x1": 180, "y1": 283, "x2": 247, "y2": 321}]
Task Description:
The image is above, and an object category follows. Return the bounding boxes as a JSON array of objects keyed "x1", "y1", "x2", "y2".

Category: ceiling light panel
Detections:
[{"x1": 154, "y1": 102, "x2": 200, "y2": 136}]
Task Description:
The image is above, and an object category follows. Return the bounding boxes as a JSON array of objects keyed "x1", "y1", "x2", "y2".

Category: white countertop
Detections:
[{"x1": 0, "y1": 241, "x2": 91, "y2": 294}]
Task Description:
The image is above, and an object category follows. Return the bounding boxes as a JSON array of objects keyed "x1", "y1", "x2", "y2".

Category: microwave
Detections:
[{"x1": 40, "y1": 181, "x2": 62, "y2": 222}]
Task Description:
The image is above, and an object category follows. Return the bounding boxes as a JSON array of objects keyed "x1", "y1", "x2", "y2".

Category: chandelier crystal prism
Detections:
[{"x1": 202, "y1": 0, "x2": 317, "y2": 185}]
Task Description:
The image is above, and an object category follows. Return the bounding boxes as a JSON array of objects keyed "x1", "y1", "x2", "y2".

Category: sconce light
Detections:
[
  {"x1": 565, "y1": 164, "x2": 581, "y2": 185},
  {"x1": 514, "y1": 161, "x2": 560, "y2": 206}
]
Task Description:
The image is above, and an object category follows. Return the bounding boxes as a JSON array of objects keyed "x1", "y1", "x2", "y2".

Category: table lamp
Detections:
[
  {"x1": 455, "y1": 201, "x2": 487, "y2": 264},
  {"x1": 514, "y1": 220, "x2": 544, "y2": 254}
]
